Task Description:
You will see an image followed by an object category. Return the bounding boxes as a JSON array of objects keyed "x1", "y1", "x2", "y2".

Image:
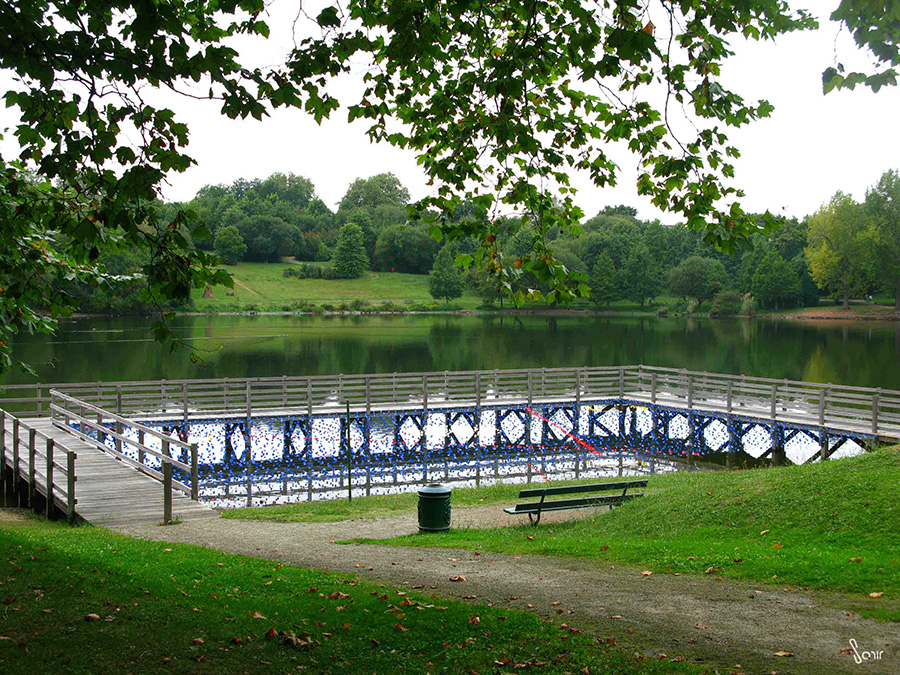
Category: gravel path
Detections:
[{"x1": 112, "y1": 507, "x2": 897, "y2": 675}]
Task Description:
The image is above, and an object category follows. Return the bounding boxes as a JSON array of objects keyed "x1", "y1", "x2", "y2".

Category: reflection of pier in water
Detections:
[{"x1": 2, "y1": 365, "x2": 896, "y2": 523}]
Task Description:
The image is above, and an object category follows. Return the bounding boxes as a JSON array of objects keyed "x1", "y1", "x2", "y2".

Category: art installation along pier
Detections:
[{"x1": 2, "y1": 365, "x2": 898, "y2": 527}]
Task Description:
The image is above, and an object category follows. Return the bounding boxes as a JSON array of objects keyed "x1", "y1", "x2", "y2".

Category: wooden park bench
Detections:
[{"x1": 504, "y1": 479, "x2": 648, "y2": 525}]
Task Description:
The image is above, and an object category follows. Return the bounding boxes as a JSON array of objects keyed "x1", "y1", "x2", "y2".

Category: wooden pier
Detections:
[{"x1": 1, "y1": 365, "x2": 898, "y2": 524}]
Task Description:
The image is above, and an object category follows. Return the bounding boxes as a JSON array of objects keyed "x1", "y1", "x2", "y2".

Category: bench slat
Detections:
[
  {"x1": 517, "y1": 480, "x2": 647, "y2": 499},
  {"x1": 504, "y1": 493, "x2": 642, "y2": 514}
]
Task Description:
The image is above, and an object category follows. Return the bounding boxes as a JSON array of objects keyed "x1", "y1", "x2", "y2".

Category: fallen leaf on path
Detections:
[
  {"x1": 695, "y1": 624, "x2": 709, "y2": 630},
  {"x1": 774, "y1": 650, "x2": 793, "y2": 657},
  {"x1": 449, "y1": 576, "x2": 466, "y2": 582},
  {"x1": 641, "y1": 571, "x2": 653, "y2": 576}
]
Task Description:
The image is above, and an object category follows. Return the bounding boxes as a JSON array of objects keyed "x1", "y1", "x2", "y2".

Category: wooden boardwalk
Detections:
[{"x1": 2, "y1": 418, "x2": 216, "y2": 528}]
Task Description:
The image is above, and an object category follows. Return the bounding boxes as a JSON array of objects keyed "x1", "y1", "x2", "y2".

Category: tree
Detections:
[
  {"x1": 865, "y1": 169, "x2": 900, "y2": 309},
  {"x1": 214, "y1": 226, "x2": 247, "y2": 265},
  {"x1": 667, "y1": 257, "x2": 729, "y2": 307},
  {"x1": 332, "y1": 223, "x2": 369, "y2": 279},
  {"x1": 589, "y1": 253, "x2": 618, "y2": 308},
  {"x1": 619, "y1": 246, "x2": 660, "y2": 307},
  {"x1": 805, "y1": 192, "x2": 870, "y2": 309},
  {"x1": 752, "y1": 250, "x2": 801, "y2": 309},
  {"x1": 0, "y1": 0, "x2": 892, "y2": 372},
  {"x1": 373, "y1": 225, "x2": 440, "y2": 274},
  {"x1": 429, "y1": 246, "x2": 466, "y2": 304},
  {"x1": 340, "y1": 174, "x2": 410, "y2": 211}
]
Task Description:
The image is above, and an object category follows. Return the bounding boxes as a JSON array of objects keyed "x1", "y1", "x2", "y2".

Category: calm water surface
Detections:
[{"x1": 2, "y1": 314, "x2": 899, "y2": 389}]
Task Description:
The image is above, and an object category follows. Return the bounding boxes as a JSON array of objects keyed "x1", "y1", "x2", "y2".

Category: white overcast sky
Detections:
[{"x1": 3, "y1": 1, "x2": 898, "y2": 223}]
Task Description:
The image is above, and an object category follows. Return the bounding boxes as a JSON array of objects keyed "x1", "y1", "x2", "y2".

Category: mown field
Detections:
[
  {"x1": 0, "y1": 516, "x2": 695, "y2": 674},
  {"x1": 231, "y1": 448, "x2": 900, "y2": 620}
]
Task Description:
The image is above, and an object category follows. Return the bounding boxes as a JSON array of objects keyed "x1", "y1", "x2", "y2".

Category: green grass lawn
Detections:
[
  {"x1": 357, "y1": 449, "x2": 899, "y2": 616},
  {"x1": 0, "y1": 518, "x2": 695, "y2": 674},
  {"x1": 191, "y1": 263, "x2": 483, "y2": 312},
  {"x1": 232, "y1": 449, "x2": 900, "y2": 616}
]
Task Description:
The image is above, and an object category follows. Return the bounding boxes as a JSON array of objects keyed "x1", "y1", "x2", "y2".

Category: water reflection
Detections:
[{"x1": 2, "y1": 314, "x2": 898, "y2": 390}]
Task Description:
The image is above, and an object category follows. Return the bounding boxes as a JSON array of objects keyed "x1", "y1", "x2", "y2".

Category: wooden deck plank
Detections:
[{"x1": 8, "y1": 420, "x2": 217, "y2": 528}]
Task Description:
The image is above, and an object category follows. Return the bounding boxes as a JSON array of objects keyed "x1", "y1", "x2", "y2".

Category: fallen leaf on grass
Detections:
[
  {"x1": 469, "y1": 616, "x2": 480, "y2": 625},
  {"x1": 774, "y1": 650, "x2": 793, "y2": 657},
  {"x1": 849, "y1": 557, "x2": 862, "y2": 563},
  {"x1": 704, "y1": 567, "x2": 721, "y2": 574},
  {"x1": 550, "y1": 601, "x2": 561, "y2": 606},
  {"x1": 773, "y1": 544, "x2": 784, "y2": 550},
  {"x1": 84, "y1": 614, "x2": 101, "y2": 622},
  {"x1": 249, "y1": 611, "x2": 266, "y2": 619},
  {"x1": 695, "y1": 624, "x2": 709, "y2": 630},
  {"x1": 279, "y1": 631, "x2": 319, "y2": 649},
  {"x1": 324, "y1": 592, "x2": 349, "y2": 600},
  {"x1": 393, "y1": 623, "x2": 408, "y2": 632},
  {"x1": 869, "y1": 592, "x2": 884, "y2": 598},
  {"x1": 191, "y1": 637, "x2": 205, "y2": 645},
  {"x1": 266, "y1": 627, "x2": 277, "y2": 639},
  {"x1": 526, "y1": 536, "x2": 534, "y2": 541},
  {"x1": 760, "y1": 529, "x2": 769, "y2": 536}
]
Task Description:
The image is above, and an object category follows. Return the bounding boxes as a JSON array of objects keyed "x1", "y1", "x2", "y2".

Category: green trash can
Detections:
[{"x1": 417, "y1": 483, "x2": 452, "y2": 532}]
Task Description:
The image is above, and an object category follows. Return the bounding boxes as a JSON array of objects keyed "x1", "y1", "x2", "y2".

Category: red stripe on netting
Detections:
[{"x1": 525, "y1": 406, "x2": 599, "y2": 454}]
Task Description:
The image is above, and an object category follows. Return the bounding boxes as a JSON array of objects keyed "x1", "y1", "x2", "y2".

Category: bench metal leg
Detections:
[{"x1": 528, "y1": 511, "x2": 542, "y2": 526}]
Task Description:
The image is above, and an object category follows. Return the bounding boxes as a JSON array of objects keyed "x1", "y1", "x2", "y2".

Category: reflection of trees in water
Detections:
[{"x1": 4, "y1": 314, "x2": 900, "y2": 391}]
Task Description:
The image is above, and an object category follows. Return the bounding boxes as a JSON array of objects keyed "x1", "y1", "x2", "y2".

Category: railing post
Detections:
[
  {"x1": 115, "y1": 418, "x2": 123, "y2": 456},
  {"x1": 28, "y1": 427, "x2": 36, "y2": 506},
  {"x1": 726, "y1": 381, "x2": 733, "y2": 412},
  {"x1": 365, "y1": 376, "x2": 372, "y2": 414},
  {"x1": 541, "y1": 367, "x2": 547, "y2": 398},
  {"x1": 392, "y1": 372, "x2": 397, "y2": 403},
  {"x1": 281, "y1": 375, "x2": 287, "y2": 407},
  {"x1": 871, "y1": 390, "x2": 880, "y2": 435},
  {"x1": 575, "y1": 369, "x2": 581, "y2": 407},
  {"x1": 138, "y1": 429, "x2": 145, "y2": 466},
  {"x1": 45, "y1": 438, "x2": 54, "y2": 516},
  {"x1": 423, "y1": 375, "x2": 429, "y2": 412},
  {"x1": 66, "y1": 450, "x2": 76, "y2": 524},
  {"x1": 246, "y1": 381, "x2": 253, "y2": 419},
  {"x1": 307, "y1": 379, "x2": 313, "y2": 415},
  {"x1": 163, "y1": 461, "x2": 172, "y2": 524},
  {"x1": 116, "y1": 385, "x2": 123, "y2": 415},
  {"x1": 0, "y1": 411, "x2": 6, "y2": 482},
  {"x1": 769, "y1": 385, "x2": 777, "y2": 420},
  {"x1": 818, "y1": 388, "x2": 826, "y2": 426},
  {"x1": 527, "y1": 372, "x2": 533, "y2": 406},
  {"x1": 618, "y1": 367, "x2": 624, "y2": 397},
  {"x1": 182, "y1": 382, "x2": 189, "y2": 421},
  {"x1": 650, "y1": 374, "x2": 657, "y2": 404},
  {"x1": 686, "y1": 377, "x2": 694, "y2": 409},
  {"x1": 475, "y1": 373, "x2": 482, "y2": 408},
  {"x1": 12, "y1": 417, "x2": 20, "y2": 484},
  {"x1": 190, "y1": 443, "x2": 199, "y2": 501}
]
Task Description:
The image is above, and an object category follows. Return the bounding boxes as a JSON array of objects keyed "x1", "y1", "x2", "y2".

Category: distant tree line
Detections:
[{"x1": 65, "y1": 169, "x2": 900, "y2": 314}]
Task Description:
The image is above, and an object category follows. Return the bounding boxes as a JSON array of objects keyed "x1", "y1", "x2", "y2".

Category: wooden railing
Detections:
[
  {"x1": 0, "y1": 409, "x2": 77, "y2": 522},
  {"x1": 49, "y1": 391, "x2": 199, "y2": 523},
  {"x1": 0, "y1": 365, "x2": 896, "y2": 439}
]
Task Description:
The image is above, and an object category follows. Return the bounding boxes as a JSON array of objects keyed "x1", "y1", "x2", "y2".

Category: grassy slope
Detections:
[
  {"x1": 191, "y1": 263, "x2": 482, "y2": 312},
  {"x1": 365, "y1": 450, "x2": 899, "y2": 612},
  {"x1": 188, "y1": 262, "x2": 685, "y2": 314},
  {"x1": 0, "y1": 518, "x2": 694, "y2": 675}
]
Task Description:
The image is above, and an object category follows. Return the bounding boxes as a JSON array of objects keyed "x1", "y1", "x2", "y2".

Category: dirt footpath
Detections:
[{"x1": 114, "y1": 507, "x2": 897, "y2": 675}]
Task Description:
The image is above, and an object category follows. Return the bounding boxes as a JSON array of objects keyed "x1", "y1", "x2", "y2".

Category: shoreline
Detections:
[{"x1": 65, "y1": 306, "x2": 900, "y2": 322}]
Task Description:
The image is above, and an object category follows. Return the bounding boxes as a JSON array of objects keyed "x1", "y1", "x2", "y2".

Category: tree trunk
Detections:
[
  {"x1": 895, "y1": 278, "x2": 900, "y2": 311},
  {"x1": 842, "y1": 258, "x2": 849, "y2": 309}
]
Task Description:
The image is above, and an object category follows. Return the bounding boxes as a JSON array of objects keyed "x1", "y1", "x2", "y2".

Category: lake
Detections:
[{"x1": 2, "y1": 313, "x2": 899, "y2": 390}]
